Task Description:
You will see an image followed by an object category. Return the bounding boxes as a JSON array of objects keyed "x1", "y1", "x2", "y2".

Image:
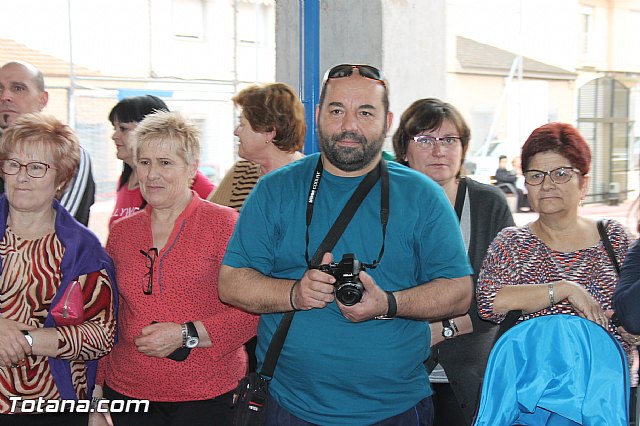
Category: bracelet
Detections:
[
  {"x1": 375, "y1": 291, "x2": 397, "y2": 320},
  {"x1": 548, "y1": 283, "x2": 555, "y2": 307},
  {"x1": 289, "y1": 280, "x2": 300, "y2": 311}
]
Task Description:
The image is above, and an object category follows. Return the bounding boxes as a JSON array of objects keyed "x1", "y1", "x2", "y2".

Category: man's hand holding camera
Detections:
[
  {"x1": 291, "y1": 252, "x2": 390, "y2": 322},
  {"x1": 290, "y1": 253, "x2": 337, "y2": 310},
  {"x1": 338, "y1": 269, "x2": 389, "y2": 322}
]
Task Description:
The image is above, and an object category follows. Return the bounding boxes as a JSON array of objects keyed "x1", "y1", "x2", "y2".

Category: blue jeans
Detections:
[{"x1": 265, "y1": 393, "x2": 434, "y2": 426}]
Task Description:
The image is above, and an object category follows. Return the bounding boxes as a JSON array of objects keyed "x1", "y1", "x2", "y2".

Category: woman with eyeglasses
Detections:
[
  {"x1": 92, "y1": 111, "x2": 258, "y2": 426},
  {"x1": 392, "y1": 98, "x2": 514, "y2": 426},
  {"x1": 0, "y1": 113, "x2": 117, "y2": 425},
  {"x1": 477, "y1": 122, "x2": 638, "y2": 383}
]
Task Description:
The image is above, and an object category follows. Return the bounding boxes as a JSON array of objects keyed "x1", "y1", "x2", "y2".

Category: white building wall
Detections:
[
  {"x1": 450, "y1": 0, "x2": 580, "y2": 72},
  {"x1": 0, "y1": 0, "x2": 276, "y2": 191}
]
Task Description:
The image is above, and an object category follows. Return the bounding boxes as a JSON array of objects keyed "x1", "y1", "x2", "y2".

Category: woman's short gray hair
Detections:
[{"x1": 132, "y1": 111, "x2": 200, "y2": 165}]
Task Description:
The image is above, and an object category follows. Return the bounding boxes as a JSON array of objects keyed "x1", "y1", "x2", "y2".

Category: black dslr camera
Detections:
[{"x1": 316, "y1": 253, "x2": 365, "y2": 306}]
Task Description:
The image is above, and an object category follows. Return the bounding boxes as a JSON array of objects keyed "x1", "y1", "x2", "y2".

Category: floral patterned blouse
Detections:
[{"x1": 476, "y1": 221, "x2": 633, "y2": 371}]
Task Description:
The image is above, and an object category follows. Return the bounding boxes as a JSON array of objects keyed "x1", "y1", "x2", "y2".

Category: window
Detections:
[
  {"x1": 237, "y1": 3, "x2": 259, "y2": 46},
  {"x1": 173, "y1": 0, "x2": 204, "y2": 40},
  {"x1": 581, "y1": 6, "x2": 593, "y2": 56},
  {"x1": 628, "y1": 10, "x2": 640, "y2": 67}
]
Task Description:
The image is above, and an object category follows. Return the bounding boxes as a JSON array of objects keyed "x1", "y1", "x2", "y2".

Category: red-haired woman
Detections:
[{"x1": 477, "y1": 122, "x2": 638, "y2": 383}]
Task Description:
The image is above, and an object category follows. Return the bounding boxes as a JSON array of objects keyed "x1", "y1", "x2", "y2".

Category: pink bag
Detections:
[{"x1": 51, "y1": 280, "x2": 84, "y2": 326}]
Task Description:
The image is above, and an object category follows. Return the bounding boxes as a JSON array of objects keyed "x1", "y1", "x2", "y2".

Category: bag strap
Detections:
[
  {"x1": 597, "y1": 219, "x2": 621, "y2": 275},
  {"x1": 453, "y1": 177, "x2": 466, "y2": 222},
  {"x1": 433, "y1": 178, "x2": 467, "y2": 353},
  {"x1": 259, "y1": 160, "x2": 387, "y2": 379}
]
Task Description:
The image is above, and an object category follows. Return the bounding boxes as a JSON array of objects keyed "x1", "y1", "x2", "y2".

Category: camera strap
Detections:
[
  {"x1": 304, "y1": 155, "x2": 389, "y2": 269},
  {"x1": 260, "y1": 155, "x2": 389, "y2": 380}
]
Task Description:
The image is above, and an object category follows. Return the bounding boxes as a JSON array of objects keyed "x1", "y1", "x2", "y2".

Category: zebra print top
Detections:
[{"x1": 0, "y1": 227, "x2": 115, "y2": 412}]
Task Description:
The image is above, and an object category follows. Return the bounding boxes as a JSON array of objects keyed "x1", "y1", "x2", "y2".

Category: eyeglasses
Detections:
[
  {"x1": 1, "y1": 159, "x2": 55, "y2": 178},
  {"x1": 523, "y1": 167, "x2": 582, "y2": 186},
  {"x1": 140, "y1": 248, "x2": 158, "y2": 295},
  {"x1": 322, "y1": 64, "x2": 387, "y2": 89},
  {"x1": 412, "y1": 136, "x2": 461, "y2": 150}
]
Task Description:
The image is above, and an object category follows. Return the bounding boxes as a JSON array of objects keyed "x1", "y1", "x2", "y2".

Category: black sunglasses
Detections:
[
  {"x1": 140, "y1": 248, "x2": 158, "y2": 295},
  {"x1": 322, "y1": 64, "x2": 387, "y2": 89}
]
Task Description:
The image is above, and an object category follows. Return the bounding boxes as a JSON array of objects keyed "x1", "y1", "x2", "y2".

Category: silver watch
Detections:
[
  {"x1": 441, "y1": 319, "x2": 458, "y2": 339},
  {"x1": 184, "y1": 321, "x2": 200, "y2": 349},
  {"x1": 22, "y1": 330, "x2": 33, "y2": 347}
]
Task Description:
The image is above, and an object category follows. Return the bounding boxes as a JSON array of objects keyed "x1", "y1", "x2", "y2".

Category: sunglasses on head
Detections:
[{"x1": 322, "y1": 64, "x2": 387, "y2": 88}]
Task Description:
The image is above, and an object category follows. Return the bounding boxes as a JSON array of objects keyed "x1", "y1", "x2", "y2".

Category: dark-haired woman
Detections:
[
  {"x1": 392, "y1": 98, "x2": 514, "y2": 425},
  {"x1": 109, "y1": 95, "x2": 214, "y2": 227},
  {"x1": 477, "y1": 122, "x2": 637, "y2": 384}
]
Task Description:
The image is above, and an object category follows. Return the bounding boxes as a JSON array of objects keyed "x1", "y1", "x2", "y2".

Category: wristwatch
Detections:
[
  {"x1": 21, "y1": 330, "x2": 33, "y2": 347},
  {"x1": 184, "y1": 321, "x2": 199, "y2": 349},
  {"x1": 89, "y1": 396, "x2": 102, "y2": 410},
  {"x1": 441, "y1": 319, "x2": 458, "y2": 339}
]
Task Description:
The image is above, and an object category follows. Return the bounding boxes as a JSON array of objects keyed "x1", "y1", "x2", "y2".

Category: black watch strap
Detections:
[
  {"x1": 185, "y1": 321, "x2": 198, "y2": 338},
  {"x1": 385, "y1": 291, "x2": 397, "y2": 318}
]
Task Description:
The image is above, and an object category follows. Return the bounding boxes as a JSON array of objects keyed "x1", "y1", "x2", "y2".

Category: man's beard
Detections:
[
  {"x1": 0, "y1": 114, "x2": 10, "y2": 130},
  {"x1": 318, "y1": 127, "x2": 386, "y2": 173}
]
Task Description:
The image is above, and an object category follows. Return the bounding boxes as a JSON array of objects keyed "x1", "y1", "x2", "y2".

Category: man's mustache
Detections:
[{"x1": 333, "y1": 131, "x2": 367, "y2": 145}]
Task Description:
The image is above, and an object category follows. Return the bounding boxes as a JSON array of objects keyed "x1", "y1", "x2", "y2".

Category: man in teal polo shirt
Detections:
[{"x1": 219, "y1": 64, "x2": 473, "y2": 425}]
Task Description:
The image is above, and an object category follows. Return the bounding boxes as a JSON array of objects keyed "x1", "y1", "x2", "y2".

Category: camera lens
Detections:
[{"x1": 335, "y1": 282, "x2": 363, "y2": 306}]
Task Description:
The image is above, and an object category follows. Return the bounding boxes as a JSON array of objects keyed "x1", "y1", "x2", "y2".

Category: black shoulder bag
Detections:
[{"x1": 232, "y1": 158, "x2": 388, "y2": 426}]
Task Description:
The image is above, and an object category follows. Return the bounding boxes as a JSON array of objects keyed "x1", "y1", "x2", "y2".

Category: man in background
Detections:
[
  {"x1": 0, "y1": 61, "x2": 95, "y2": 225},
  {"x1": 494, "y1": 154, "x2": 516, "y2": 186}
]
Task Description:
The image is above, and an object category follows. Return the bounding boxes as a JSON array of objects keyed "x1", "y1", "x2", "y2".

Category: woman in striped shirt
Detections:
[{"x1": 208, "y1": 83, "x2": 306, "y2": 212}]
